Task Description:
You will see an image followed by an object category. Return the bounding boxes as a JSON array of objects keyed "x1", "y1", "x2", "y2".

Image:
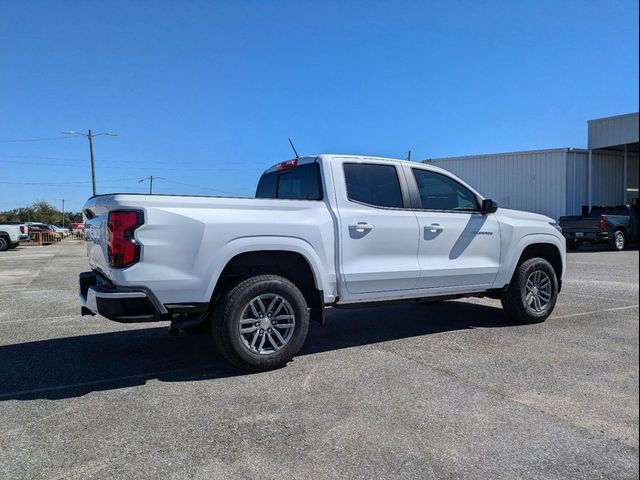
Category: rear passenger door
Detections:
[{"x1": 332, "y1": 160, "x2": 421, "y2": 298}]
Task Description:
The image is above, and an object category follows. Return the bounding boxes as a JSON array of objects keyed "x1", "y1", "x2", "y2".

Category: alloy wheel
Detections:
[
  {"x1": 525, "y1": 270, "x2": 552, "y2": 313},
  {"x1": 238, "y1": 294, "x2": 296, "y2": 355}
]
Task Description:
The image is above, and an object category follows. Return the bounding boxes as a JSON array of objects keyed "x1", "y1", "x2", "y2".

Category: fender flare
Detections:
[
  {"x1": 204, "y1": 235, "x2": 335, "y2": 302},
  {"x1": 493, "y1": 233, "x2": 566, "y2": 288}
]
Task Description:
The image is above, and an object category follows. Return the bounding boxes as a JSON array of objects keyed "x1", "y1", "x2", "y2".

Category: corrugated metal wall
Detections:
[
  {"x1": 566, "y1": 151, "x2": 588, "y2": 215},
  {"x1": 428, "y1": 149, "x2": 568, "y2": 220},
  {"x1": 625, "y1": 153, "x2": 639, "y2": 204},
  {"x1": 429, "y1": 148, "x2": 631, "y2": 219},
  {"x1": 588, "y1": 113, "x2": 639, "y2": 149},
  {"x1": 591, "y1": 152, "x2": 624, "y2": 206},
  {"x1": 565, "y1": 151, "x2": 625, "y2": 213}
]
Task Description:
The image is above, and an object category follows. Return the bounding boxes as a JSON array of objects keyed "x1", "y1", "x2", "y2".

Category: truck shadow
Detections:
[{"x1": 0, "y1": 301, "x2": 514, "y2": 401}]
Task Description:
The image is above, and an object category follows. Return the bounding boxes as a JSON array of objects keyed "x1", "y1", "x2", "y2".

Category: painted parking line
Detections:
[{"x1": 552, "y1": 304, "x2": 639, "y2": 320}]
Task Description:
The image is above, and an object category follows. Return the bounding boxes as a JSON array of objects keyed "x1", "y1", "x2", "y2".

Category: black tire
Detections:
[
  {"x1": 0, "y1": 236, "x2": 9, "y2": 252},
  {"x1": 212, "y1": 274, "x2": 310, "y2": 372},
  {"x1": 501, "y1": 257, "x2": 558, "y2": 324},
  {"x1": 610, "y1": 230, "x2": 626, "y2": 251},
  {"x1": 566, "y1": 239, "x2": 582, "y2": 251}
]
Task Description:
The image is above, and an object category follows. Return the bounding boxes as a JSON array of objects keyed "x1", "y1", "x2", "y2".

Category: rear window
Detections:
[
  {"x1": 343, "y1": 163, "x2": 404, "y2": 208},
  {"x1": 255, "y1": 163, "x2": 323, "y2": 200}
]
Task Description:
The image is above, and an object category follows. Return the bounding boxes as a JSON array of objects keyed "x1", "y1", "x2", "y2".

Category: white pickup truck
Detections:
[
  {"x1": 0, "y1": 222, "x2": 28, "y2": 251},
  {"x1": 80, "y1": 154, "x2": 565, "y2": 371}
]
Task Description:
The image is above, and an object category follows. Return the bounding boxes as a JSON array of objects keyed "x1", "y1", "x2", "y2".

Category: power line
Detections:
[
  {"x1": 0, "y1": 136, "x2": 74, "y2": 143},
  {"x1": 0, "y1": 177, "x2": 140, "y2": 186},
  {"x1": 161, "y1": 178, "x2": 249, "y2": 196},
  {"x1": 0, "y1": 154, "x2": 84, "y2": 161}
]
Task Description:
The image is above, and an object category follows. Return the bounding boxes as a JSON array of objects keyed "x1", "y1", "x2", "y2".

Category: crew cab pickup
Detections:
[
  {"x1": 80, "y1": 155, "x2": 566, "y2": 371},
  {"x1": 0, "y1": 222, "x2": 28, "y2": 251},
  {"x1": 559, "y1": 205, "x2": 639, "y2": 251}
]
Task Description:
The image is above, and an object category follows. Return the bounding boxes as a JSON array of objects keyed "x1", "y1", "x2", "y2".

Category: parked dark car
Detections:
[{"x1": 559, "y1": 204, "x2": 639, "y2": 251}]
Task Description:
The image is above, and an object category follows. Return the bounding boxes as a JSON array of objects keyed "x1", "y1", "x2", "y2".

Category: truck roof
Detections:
[{"x1": 264, "y1": 154, "x2": 451, "y2": 175}]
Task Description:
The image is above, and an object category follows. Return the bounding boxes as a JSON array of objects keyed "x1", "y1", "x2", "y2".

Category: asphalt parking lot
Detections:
[{"x1": 0, "y1": 242, "x2": 638, "y2": 479}]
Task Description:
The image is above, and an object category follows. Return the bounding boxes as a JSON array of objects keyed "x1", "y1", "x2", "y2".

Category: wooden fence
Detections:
[{"x1": 23, "y1": 231, "x2": 84, "y2": 246}]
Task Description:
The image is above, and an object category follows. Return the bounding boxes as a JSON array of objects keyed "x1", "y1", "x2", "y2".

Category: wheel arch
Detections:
[
  {"x1": 613, "y1": 225, "x2": 627, "y2": 236},
  {"x1": 495, "y1": 234, "x2": 566, "y2": 290},
  {"x1": 206, "y1": 238, "x2": 333, "y2": 323},
  {"x1": 516, "y1": 243, "x2": 564, "y2": 285}
]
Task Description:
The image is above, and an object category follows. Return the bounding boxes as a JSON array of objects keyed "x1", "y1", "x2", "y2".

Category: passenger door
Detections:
[
  {"x1": 406, "y1": 166, "x2": 501, "y2": 289},
  {"x1": 332, "y1": 160, "x2": 421, "y2": 297}
]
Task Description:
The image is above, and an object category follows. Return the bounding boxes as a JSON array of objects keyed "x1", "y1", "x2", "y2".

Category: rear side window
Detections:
[
  {"x1": 343, "y1": 163, "x2": 404, "y2": 208},
  {"x1": 412, "y1": 168, "x2": 479, "y2": 211},
  {"x1": 255, "y1": 163, "x2": 323, "y2": 200}
]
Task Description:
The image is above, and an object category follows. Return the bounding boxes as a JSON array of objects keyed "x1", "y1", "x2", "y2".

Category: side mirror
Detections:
[{"x1": 481, "y1": 199, "x2": 498, "y2": 215}]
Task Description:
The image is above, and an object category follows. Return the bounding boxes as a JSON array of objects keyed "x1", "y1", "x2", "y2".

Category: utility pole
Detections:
[
  {"x1": 138, "y1": 176, "x2": 162, "y2": 194},
  {"x1": 61, "y1": 199, "x2": 65, "y2": 228},
  {"x1": 88, "y1": 130, "x2": 96, "y2": 196},
  {"x1": 63, "y1": 129, "x2": 117, "y2": 196}
]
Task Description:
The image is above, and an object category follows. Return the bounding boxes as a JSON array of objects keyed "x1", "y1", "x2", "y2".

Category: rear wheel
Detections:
[
  {"x1": 501, "y1": 258, "x2": 558, "y2": 324},
  {"x1": 212, "y1": 274, "x2": 309, "y2": 371},
  {"x1": 0, "y1": 237, "x2": 9, "y2": 252},
  {"x1": 610, "y1": 230, "x2": 626, "y2": 251}
]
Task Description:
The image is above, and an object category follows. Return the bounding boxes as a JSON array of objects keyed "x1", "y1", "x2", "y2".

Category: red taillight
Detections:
[
  {"x1": 277, "y1": 159, "x2": 298, "y2": 170},
  {"x1": 20, "y1": 225, "x2": 25, "y2": 234},
  {"x1": 107, "y1": 210, "x2": 143, "y2": 268},
  {"x1": 599, "y1": 215, "x2": 607, "y2": 231}
]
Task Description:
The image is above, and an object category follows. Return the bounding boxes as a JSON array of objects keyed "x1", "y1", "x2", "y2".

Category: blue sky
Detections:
[{"x1": 1, "y1": 0, "x2": 638, "y2": 212}]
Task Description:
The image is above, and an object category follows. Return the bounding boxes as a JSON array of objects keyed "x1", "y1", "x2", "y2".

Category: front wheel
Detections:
[
  {"x1": 212, "y1": 274, "x2": 310, "y2": 371},
  {"x1": 501, "y1": 258, "x2": 558, "y2": 324}
]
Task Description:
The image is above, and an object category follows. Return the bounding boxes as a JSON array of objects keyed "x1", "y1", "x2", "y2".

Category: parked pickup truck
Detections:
[
  {"x1": 559, "y1": 205, "x2": 639, "y2": 251},
  {"x1": 0, "y1": 222, "x2": 28, "y2": 251},
  {"x1": 80, "y1": 155, "x2": 566, "y2": 371}
]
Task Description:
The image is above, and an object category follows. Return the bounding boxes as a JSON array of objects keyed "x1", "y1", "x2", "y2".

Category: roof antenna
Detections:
[
  {"x1": 406, "y1": 150, "x2": 412, "y2": 161},
  {"x1": 288, "y1": 138, "x2": 300, "y2": 159}
]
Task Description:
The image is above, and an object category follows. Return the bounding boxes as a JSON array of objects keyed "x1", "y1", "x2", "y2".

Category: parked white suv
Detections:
[{"x1": 80, "y1": 155, "x2": 565, "y2": 371}]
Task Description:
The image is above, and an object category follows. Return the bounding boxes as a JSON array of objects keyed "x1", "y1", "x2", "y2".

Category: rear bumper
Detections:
[
  {"x1": 563, "y1": 231, "x2": 609, "y2": 242},
  {"x1": 79, "y1": 271, "x2": 168, "y2": 323}
]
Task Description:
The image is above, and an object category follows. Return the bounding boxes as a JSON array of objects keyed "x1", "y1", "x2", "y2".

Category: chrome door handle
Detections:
[
  {"x1": 427, "y1": 223, "x2": 444, "y2": 233},
  {"x1": 349, "y1": 222, "x2": 374, "y2": 233}
]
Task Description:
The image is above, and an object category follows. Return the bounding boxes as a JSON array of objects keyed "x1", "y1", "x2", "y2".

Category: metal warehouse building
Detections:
[{"x1": 425, "y1": 112, "x2": 639, "y2": 220}]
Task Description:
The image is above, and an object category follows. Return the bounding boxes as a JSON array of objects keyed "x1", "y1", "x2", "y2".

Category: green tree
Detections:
[{"x1": 0, "y1": 200, "x2": 82, "y2": 226}]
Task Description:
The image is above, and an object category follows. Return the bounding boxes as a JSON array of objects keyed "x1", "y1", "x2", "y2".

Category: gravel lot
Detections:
[{"x1": 0, "y1": 241, "x2": 638, "y2": 479}]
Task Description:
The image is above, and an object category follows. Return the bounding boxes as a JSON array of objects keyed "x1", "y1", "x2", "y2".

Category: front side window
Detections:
[
  {"x1": 343, "y1": 163, "x2": 404, "y2": 208},
  {"x1": 412, "y1": 168, "x2": 478, "y2": 211}
]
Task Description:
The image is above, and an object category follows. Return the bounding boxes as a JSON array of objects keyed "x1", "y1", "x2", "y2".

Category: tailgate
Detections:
[{"x1": 559, "y1": 217, "x2": 600, "y2": 233}]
